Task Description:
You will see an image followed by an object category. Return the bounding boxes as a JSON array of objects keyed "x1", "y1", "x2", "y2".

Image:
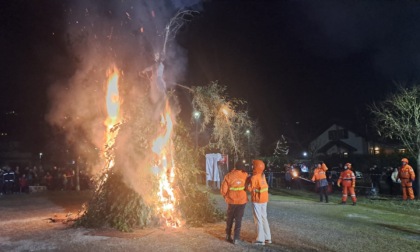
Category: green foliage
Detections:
[
  {"x1": 76, "y1": 171, "x2": 153, "y2": 232},
  {"x1": 178, "y1": 191, "x2": 225, "y2": 227},
  {"x1": 75, "y1": 93, "x2": 160, "y2": 231},
  {"x1": 191, "y1": 81, "x2": 261, "y2": 159},
  {"x1": 173, "y1": 122, "x2": 224, "y2": 226}
]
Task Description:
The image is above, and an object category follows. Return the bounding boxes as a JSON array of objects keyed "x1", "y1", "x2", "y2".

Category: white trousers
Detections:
[{"x1": 252, "y1": 202, "x2": 271, "y2": 242}]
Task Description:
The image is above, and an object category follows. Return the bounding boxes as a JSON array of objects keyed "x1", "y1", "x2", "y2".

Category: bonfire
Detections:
[
  {"x1": 70, "y1": 9, "x2": 223, "y2": 232},
  {"x1": 47, "y1": 3, "x2": 258, "y2": 232}
]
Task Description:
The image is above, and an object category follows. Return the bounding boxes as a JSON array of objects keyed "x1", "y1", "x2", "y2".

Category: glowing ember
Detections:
[{"x1": 152, "y1": 101, "x2": 181, "y2": 228}]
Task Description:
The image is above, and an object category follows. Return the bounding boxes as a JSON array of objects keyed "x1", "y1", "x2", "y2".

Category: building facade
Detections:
[{"x1": 310, "y1": 124, "x2": 368, "y2": 157}]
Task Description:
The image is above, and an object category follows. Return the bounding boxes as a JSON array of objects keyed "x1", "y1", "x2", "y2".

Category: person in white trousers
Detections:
[{"x1": 247, "y1": 160, "x2": 272, "y2": 245}]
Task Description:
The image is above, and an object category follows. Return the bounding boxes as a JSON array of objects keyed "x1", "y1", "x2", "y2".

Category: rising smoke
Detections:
[{"x1": 46, "y1": 0, "x2": 201, "y2": 202}]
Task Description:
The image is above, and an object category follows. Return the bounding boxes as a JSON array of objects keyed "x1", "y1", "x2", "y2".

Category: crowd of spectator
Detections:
[{"x1": 0, "y1": 164, "x2": 91, "y2": 195}]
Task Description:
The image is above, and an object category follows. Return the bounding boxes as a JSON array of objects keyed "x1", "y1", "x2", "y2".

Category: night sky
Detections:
[{"x1": 1, "y1": 0, "x2": 420, "y2": 156}]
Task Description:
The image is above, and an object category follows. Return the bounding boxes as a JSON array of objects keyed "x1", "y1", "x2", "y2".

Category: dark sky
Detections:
[
  {"x1": 1, "y1": 0, "x2": 420, "y2": 155},
  {"x1": 179, "y1": 0, "x2": 420, "y2": 152}
]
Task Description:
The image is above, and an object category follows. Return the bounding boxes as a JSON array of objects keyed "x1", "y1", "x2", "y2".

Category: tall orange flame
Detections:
[
  {"x1": 104, "y1": 66, "x2": 121, "y2": 169},
  {"x1": 99, "y1": 66, "x2": 181, "y2": 227},
  {"x1": 152, "y1": 101, "x2": 181, "y2": 228},
  {"x1": 105, "y1": 67, "x2": 121, "y2": 130}
]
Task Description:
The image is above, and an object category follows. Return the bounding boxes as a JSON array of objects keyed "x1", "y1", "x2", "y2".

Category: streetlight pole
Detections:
[
  {"x1": 193, "y1": 111, "x2": 201, "y2": 184},
  {"x1": 193, "y1": 111, "x2": 200, "y2": 149},
  {"x1": 246, "y1": 129, "x2": 250, "y2": 171}
]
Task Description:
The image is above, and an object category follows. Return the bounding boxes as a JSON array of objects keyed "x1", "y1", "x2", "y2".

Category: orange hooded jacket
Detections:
[
  {"x1": 221, "y1": 169, "x2": 248, "y2": 204},
  {"x1": 311, "y1": 163, "x2": 328, "y2": 182},
  {"x1": 247, "y1": 163, "x2": 269, "y2": 203}
]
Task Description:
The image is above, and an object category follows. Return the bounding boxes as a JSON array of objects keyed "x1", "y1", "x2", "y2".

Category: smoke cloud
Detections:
[{"x1": 46, "y1": 0, "x2": 201, "y2": 202}]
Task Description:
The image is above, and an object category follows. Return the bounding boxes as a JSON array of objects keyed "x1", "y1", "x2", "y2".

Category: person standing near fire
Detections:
[
  {"x1": 398, "y1": 158, "x2": 416, "y2": 201},
  {"x1": 337, "y1": 163, "x2": 357, "y2": 205},
  {"x1": 220, "y1": 161, "x2": 248, "y2": 244},
  {"x1": 247, "y1": 160, "x2": 271, "y2": 246},
  {"x1": 311, "y1": 161, "x2": 329, "y2": 203}
]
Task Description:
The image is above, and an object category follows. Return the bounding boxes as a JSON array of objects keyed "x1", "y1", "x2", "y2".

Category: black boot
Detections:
[{"x1": 226, "y1": 235, "x2": 233, "y2": 243}]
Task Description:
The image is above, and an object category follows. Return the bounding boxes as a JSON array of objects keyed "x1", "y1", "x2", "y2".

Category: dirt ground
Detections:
[
  {"x1": 0, "y1": 190, "x2": 419, "y2": 252},
  {"x1": 0, "y1": 191, "x2": 285, "y2": 252}
]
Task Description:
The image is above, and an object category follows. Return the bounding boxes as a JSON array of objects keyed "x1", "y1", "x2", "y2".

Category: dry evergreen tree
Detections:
[
  {"x1": 272, "y1": 135, "x2": 289, "y2": 168},
  {"x1": 188, "y1": 81, "x2": 262, "y2": 162}
]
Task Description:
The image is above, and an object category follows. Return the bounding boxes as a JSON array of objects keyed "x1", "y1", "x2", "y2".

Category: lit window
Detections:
[
  {"x1": 374, "y1": 147, "x2": 380, "y2": 155},
  {"x1": 398, "y1": 149, "x2": 406, "y2": 154}
]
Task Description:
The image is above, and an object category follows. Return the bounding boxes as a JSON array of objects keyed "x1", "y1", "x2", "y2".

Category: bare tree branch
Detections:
[{"x1": 369, "y1": 84, "x2": 420, "y2": 198}]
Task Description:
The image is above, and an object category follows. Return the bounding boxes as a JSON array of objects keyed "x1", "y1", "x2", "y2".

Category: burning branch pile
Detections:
[{"x1": 76, "y1": 73, "x2": 223, "y2": 231}]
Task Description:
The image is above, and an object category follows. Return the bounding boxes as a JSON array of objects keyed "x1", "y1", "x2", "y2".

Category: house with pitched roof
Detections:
[{"x1": 309, "y1": 124, "x2": 368, "y2": 157}]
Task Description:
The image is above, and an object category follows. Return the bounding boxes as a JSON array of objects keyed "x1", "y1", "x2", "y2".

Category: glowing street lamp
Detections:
[
  {"x1": 193, "y1": 111, "x2": 200, "y2": 120},
  {"x1": 245, "y1": 129, "x2": 251, "y2": 169},
  {"x1": 303, "y1": 151, "x2": 307, "y2": 157}
]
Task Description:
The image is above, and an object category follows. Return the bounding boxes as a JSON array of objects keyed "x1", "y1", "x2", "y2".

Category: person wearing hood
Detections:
[
  {"x1": 247, "y1": 160, "x2": 271, "y2": 246},
  {"x1": 220, "y1": 161, "x2": 248, "y2": 244}
]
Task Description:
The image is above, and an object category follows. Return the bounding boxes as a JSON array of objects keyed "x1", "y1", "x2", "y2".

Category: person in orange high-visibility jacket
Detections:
[
  {"x1": 311, "y1": 162, "x2": 329, "y2": 203},
  {"x1": 221, "y1": 161, "x2": 248, "y2": 244},
  {"x1": 247, "y1": 160, "x2": 271, "y2": 246},
  {"x1": 398, "y1": 158, "x2": 416, "y2": 200},
  {"x1": 337, "y1": 163, "x2": 357, "y2": 205}
]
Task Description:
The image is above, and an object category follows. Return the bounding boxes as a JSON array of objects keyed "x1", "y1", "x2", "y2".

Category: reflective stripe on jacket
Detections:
[
  {"x1": 247, "y1": 165, "x2": 269, "y2": 203},
  {"x1": 229, "y1": 186, "x2": 245, "y2": 191},
  {"x1": 338, "y1": 169, "x2": 356, "y2": 187},
  {"x1": 221, "y1": 169, "x2": 248, "y2": 204}
]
